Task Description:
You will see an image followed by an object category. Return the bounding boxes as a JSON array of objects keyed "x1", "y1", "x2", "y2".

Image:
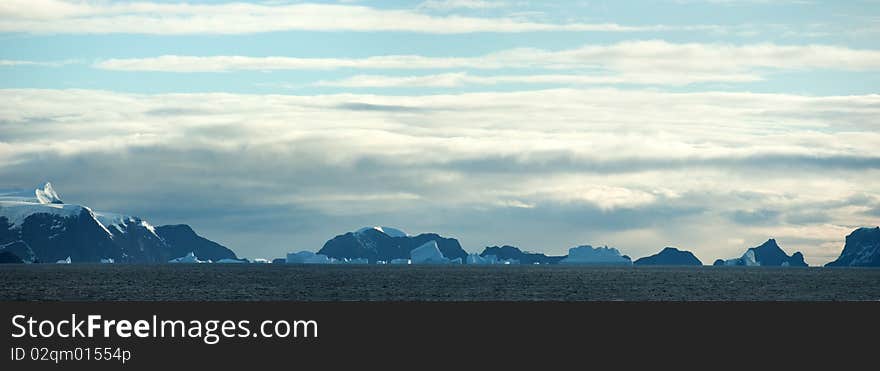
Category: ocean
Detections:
[{"x1": 1, "y1": 264, "x2": 879, "y2": 301}]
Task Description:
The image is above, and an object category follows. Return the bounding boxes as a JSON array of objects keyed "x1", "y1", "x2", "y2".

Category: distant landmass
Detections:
[
  {"x1": 713, "y1": 239, "x2": 807, "y2": 267},
  {"x1": 0, "y1": 250, "x2": 24, "y2": 264},
  {"x1": 479, "y1": 245, "x2": 565, "y2": 265},
  {"x1": 0, "y1": 183, "x2": 236, "y2": 263},
  {"x1": 635, "y1": 247, "x2": 702, "y2": 266},
  {"x1": 3, "y1": 182, "x2": 880, "y2": 267},
  {"x1": 825, "y1": 227, "x2": 880, "y2": 267},
  {"x1": 317, "y1": 226, "x2": 467, "y2": 263}
]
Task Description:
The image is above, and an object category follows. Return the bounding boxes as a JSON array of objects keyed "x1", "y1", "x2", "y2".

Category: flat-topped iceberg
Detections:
[
  {"x1": 286, "y1": 251, "x2": 332, "y2": 264},
  {"x1": 559, "y1": 245, "x2": 632, "y2": 265},
  {"x1": 217, "y1": 258, "x2": 245, "y2": 263}
]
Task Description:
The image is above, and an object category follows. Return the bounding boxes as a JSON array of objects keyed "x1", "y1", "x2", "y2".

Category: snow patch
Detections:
[
  {"x1": 0, "y1": 201, "x2": 84, "y2": 228},
  {"x1": 356, "y1": 226, "x2": 408, "y2": 238},
  {"x1": 94, "y1": 212, "x2": 157, "y2": 234}
]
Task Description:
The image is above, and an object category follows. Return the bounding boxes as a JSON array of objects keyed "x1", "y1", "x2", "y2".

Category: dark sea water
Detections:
[{"x1": 2, "y1": 264, "x2": 879, "y2": 301}]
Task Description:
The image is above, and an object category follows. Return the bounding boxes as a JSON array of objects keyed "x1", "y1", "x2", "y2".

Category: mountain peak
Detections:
[
  {"x1": 825, "y1": 226, "x2": 880, "y2": 267},
  {"x1": 35, "y1": 182, "x2": 63, "y2": 204},
  {"x1": 356, "y1": 226, "x2": 408, "y2": 238},
  {"x1": 715, "y1": 238, "x2": 807, "y2": 267},
  {"x1": 635, "y1": 247, "x2": 702, "y2": 266}
]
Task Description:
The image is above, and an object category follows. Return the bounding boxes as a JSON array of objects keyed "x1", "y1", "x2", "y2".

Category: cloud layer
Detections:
[
  {"x1": 96, "y1": 41, "x2": 880, "y2": 72},
  {"x1": 1, "y1": 88, "x2": 877, "y2": 263},
  {"x1": 91, "y1": 41, "x2": 880, "y2": 88},
  {"x1": 0, "y1": 0, "x2": 673, "y2": 34}
]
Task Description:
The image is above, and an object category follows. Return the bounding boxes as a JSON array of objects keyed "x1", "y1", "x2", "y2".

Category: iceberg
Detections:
[
  {"x1": 56, "y1": 256, "x2": 71, "y2": 264},
  {"x1": 410, "y1": 240, "x2": 450, "y2": 264},
  {"x1": 100, "y1": 258, "x2": 114, "y2": 264},
  {"x1": 217, "y1": 258, "x2": 245, "y2": 263},
  {"x1": 389, "y1": 258, "x2": 411, "y2": 264},
  {"x1": 741, "y1": 249, "x2": 759, "y2": 266},
  {"x1": 286, "y1": 251, "x2": 333, "y2": 264},
  {"x1": 169, "y1": 252, "x2": 206, "y2": 263},
  {"x1": 338, "y1": 257, "x2": 369, "y2": 264},
  {"x1": 466, "y1": 253, "x2": 491, "y2": 264},
  {"x1": 559, "y1": 245, "x2": 632, "y2": 265},
  {"x1": 252, "y1": 258, "x2": 270, "y2": 264},
  {"x1": 466, "y1": 254, "x2": 516, "y2": 265}
]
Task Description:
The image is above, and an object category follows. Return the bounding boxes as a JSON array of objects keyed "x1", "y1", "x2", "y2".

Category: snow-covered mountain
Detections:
[
  {"x1": 317, "y1": 226, "x2": 467, "y2": 263},
  {"x1": 712, "y1": 239, "x2": 807, "y2": 267},
  {"x1": 825, "y1": 227, "x2": 880, "y2": 267},
  {"x1": 634, "y1": 247, "x2": 703, "y2": 266},
  {"x1": 0, "y1": 182, "x2": 237, "y2": 263}
]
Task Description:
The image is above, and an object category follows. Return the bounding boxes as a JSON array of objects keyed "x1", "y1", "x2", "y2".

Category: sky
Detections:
[{"x1": 1, "y1": 0, "x2": 879, "y2": 264}]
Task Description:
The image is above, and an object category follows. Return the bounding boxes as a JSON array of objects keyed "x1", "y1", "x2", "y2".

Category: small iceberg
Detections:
[
  {"x1": 410, "y1": 241, "x2": 450, "y2": 264},
  {"x1": 216, "y1": 258, "x2": 245, "y2": 264},
  {"x1": 337, "y1": 257, "x2": 369, "y2": 264},
  {"x1": 56, "y1": 256, "x2": 71, "y2": 264},
  {"x1": 168, "y1": 252, "x2": 206, "y2": 263},
  {"x1": 100, "y1": 258, "x2": 114, "y2": 264},
  {"x1": 286, "y1": 251, "x2": 333, "y2": 264}
]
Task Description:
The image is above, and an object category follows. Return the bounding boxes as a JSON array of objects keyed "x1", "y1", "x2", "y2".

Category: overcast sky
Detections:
[{"x1": 1, "y1": 0, "x2": 879, "y2": 263}]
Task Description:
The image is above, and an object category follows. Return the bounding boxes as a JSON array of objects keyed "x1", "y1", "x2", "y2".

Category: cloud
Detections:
[
  {"x1": 672, "y1": 0, "x2": 812, "y2": 4},
  {"x1": 0, "y1": 88, "x2": 877, "y2": 262},
  {"x1": 313, "y1": 71, "x2": 763, "y2": 87},
  {"x1": 418, "y1": 0, "x2": 508, "y2": 11},
  {"x1": 0, "y1": 59, "x2": 77, "y2": 67},
  {"x1": 93, "y1": 41, "x2": 880, "y2": 86},
  {"x1": 0, "y1": 0, "x2": 675, "y2": 34}
]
